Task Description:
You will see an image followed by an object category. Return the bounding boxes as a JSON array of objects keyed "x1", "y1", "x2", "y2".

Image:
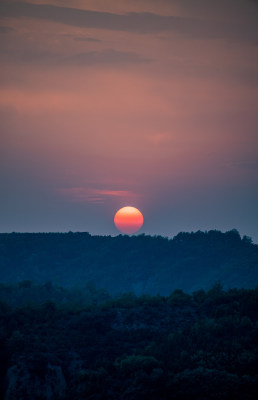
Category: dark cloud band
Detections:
[
  {"x1": 0, "y1": 1, "x2": 183, "y2": 34},
  {"x1": 1, "y1": 0, "x2": 255, "y2": 41}
]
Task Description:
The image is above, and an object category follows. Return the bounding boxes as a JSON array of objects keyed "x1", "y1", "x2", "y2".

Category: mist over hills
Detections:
[{"x1": 0, "y1": 229, "x2": 257, "y2": 294}]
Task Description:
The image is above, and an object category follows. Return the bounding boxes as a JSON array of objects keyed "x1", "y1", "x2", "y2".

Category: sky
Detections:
[{"x1": 0, "y1": 0, "x2": 258, "y2": 241}]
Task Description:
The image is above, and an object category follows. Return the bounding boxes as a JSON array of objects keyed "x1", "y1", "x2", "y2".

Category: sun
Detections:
[{"x1": 114, "y1": 206, "x2": 144, "y2": 234}]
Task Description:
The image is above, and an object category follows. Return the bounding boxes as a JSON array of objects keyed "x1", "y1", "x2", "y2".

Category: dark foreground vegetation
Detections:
[
  {"x1": 1, "y1": 283, "x2": 258, "y2": 399},
  {"x1": 0, "y1": 229, "x2": 257, "y2": 294}
]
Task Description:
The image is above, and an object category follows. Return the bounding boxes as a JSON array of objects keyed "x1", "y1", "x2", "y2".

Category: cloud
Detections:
[
  {"x1": 58, "y1": 187, "x2": 141, "y2": 204},
  {"x1": 73, "y1": 36, "x2": 101, "y2": 42},
  {"x1": 1, "y1": 1, "x2": 255, "y2": 41},
  {"x1": 0, "y1": 26, "x2": 15, "y2": 34},
  {"x1": 0, "y1": 1, "x2": 179, "y2": 34},
  {"x1": 149, "y1": 133, "x2": 171, "y2": 145},
  {"x1": 66, "y1": 49, "x2": 149, "y2": 66},
  {"x1": 228, "y1": 161, "x2": 258, "y2": 170},
  {"x1": 0, "y1": 48, "x2": 149, "y2": 66}
]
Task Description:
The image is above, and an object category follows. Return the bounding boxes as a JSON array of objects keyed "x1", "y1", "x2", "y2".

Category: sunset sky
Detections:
[{"x1": 1, "y1": 0, "x2": 258, "y2": 240}]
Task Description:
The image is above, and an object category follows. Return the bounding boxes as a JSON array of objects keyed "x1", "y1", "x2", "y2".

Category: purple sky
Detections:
[{"x1": 0, "y1": 0, "x2": 258, "y2": 241}]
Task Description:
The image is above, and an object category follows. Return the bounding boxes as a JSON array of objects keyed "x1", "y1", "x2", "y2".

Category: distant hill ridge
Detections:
[{"x1": 0, "y1": 230, "x2": 257, "y2": 294}]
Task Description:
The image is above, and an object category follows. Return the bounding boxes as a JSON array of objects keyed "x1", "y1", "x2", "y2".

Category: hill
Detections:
[
  {"x1": 0, "y1": 286, "x2": 258, "y2": 399},
  {"x1": 0, "y1": 229, "x2": 257, "y2": 294}
]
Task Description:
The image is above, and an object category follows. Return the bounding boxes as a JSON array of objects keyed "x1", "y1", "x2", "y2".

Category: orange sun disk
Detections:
[{"x1": 114, "y1": 206, "x2": 144, "y2": 234}]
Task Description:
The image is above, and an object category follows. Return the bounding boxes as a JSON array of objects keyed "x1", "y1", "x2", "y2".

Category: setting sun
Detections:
[{"x1": 114, "y1": 206, "x2": 144, "y2": 234}]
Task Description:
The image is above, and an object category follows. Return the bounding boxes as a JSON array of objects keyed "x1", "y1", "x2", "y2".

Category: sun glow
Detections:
[{"x1": 114, "y1": 206, "x2": 144, "y2": 234}]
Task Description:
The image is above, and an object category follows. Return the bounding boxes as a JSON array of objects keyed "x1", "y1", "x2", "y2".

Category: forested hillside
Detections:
[
  {"x1": 0, "y1": 230, "x2": 257, "y2": 294},
  {"x1": 0, "y1": 285, "x2": 257, "y2": 399}
]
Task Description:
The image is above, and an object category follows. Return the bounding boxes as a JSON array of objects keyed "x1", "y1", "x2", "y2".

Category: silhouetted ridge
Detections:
[{"x1": 0, "y1": 230, "x2": 257, "y2": 294}]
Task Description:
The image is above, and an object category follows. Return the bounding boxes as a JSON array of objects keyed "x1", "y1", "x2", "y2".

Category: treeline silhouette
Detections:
[
  {"x1": 0, "y1": 229, "x2": 257, "y2": 294},
  {"x1": 0, "y1": 283, "x2": 257, "y2": 399}
]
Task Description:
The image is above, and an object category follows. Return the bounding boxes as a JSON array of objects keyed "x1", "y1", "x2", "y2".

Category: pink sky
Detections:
[{"x1": 0, "y1": 0, "x2": 258, "y2": 240}]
